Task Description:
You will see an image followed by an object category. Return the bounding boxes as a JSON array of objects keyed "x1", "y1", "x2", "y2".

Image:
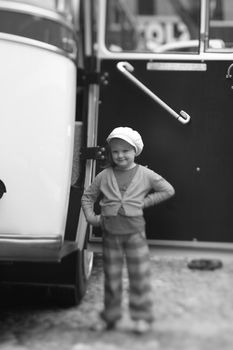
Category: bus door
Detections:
[{"x1": 92, "y1": 0, "x2": 233, "y2": 246}]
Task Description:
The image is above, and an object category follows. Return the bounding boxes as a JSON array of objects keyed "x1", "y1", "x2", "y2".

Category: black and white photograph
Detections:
[{"x1": 0, "y1": 0, "x2": 233, "y2": 349}]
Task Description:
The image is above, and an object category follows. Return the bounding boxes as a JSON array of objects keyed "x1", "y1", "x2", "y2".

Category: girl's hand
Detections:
[{"x1": 86, "y1": 213, "x2": 102, "y2": 227}]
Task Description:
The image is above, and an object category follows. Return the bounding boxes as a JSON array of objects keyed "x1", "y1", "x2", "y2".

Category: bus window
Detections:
[
  {"x1": 105, "y1": 0, "x2": 201, "y2": 53},
  {"x1": 12, "y1": 0, "x2": 76, "y2": 20},
  {"x1": 0, "y1": 3, "x2": 77, "y2": 57},
  {"x1": 208, "y1": 0, "x2": 233, "y2": 51}
]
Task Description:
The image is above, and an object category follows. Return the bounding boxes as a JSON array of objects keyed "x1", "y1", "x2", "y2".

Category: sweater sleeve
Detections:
[
  {"x1": 81, "y1": 173, "x2": 102, "y2": 227},
  {"x1": 143, "y1": 170, "x2": 175, "y2": 209}
]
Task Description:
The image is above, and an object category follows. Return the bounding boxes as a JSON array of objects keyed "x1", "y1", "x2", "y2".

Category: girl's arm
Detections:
[
  {"x1": 143, "y1": 172, "x2": 175, "y2": 209},
  {"x1": 81, "y1": 175, "x2": 102, "y2": 227}
]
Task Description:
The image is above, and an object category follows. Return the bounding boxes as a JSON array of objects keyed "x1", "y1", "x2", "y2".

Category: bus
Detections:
[{"x1": 0, "y1": 0, "x2": 233, "y2": 305}]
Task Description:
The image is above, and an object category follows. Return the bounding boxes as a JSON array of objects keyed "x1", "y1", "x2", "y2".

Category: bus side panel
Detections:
[{"x1": 0, "y1": 41, "x2": 76, "y2": 237}]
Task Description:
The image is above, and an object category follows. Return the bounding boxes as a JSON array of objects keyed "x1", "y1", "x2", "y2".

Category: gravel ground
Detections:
[{"x1": 0, "y1": 250, "x2": 233, "y2": 350}]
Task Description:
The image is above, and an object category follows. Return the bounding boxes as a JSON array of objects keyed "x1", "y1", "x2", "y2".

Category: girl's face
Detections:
[{"x1": 109, "y1": 138, "x2": 136, "y2": 169}]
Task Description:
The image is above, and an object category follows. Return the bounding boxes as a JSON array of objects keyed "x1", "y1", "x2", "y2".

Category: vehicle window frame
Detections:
[
  {"x1": 96, "y1": 0, "x2": 233, "y2": 61},
  {"x1": 0, "y1": 2, "x2": 78, "y2": 60},
  {"x1": 100, "y1": 0, "x2": 202, "y2": 57}
]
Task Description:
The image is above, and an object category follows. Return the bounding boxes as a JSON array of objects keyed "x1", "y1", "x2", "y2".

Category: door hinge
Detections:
[
  {"x1": 80, "y1": 146, "x2": 106, "y2": 160},
  {"x1": 77, "y1": 69, "x2": 109, "y2": 86}
]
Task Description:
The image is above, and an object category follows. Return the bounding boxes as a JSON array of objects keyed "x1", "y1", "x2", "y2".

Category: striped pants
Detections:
[{"x1": 101, "y1": 231, "x2": 154, "y2": 324}]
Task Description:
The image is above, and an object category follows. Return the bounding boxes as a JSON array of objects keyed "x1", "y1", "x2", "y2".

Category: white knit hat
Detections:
[{"x1": 106, "y1": 127, "x2": 144, "y2": 156}]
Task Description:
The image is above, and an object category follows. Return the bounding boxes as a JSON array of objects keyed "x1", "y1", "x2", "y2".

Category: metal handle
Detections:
[
  {"x1": 117, "y1": 61, "x2": 191, "y2": 125},
  {"x1": 226, "y1": 63, "x2": 233, "y2": 79}
]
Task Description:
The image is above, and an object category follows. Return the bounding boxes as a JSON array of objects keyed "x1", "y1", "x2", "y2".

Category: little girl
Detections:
[{"x1": 81, "y1": 126, "x2": 175, "y2": 334}]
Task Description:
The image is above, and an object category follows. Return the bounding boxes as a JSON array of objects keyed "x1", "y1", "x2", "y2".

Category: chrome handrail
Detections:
[{"x1": 117, "y1": 61, "x2": 191, "y2": 125}]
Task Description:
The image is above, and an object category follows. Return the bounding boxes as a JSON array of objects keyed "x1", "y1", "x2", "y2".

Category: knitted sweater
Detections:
[{"x1": 81, "y1": 164, "x2": 175, "y2": 226}]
